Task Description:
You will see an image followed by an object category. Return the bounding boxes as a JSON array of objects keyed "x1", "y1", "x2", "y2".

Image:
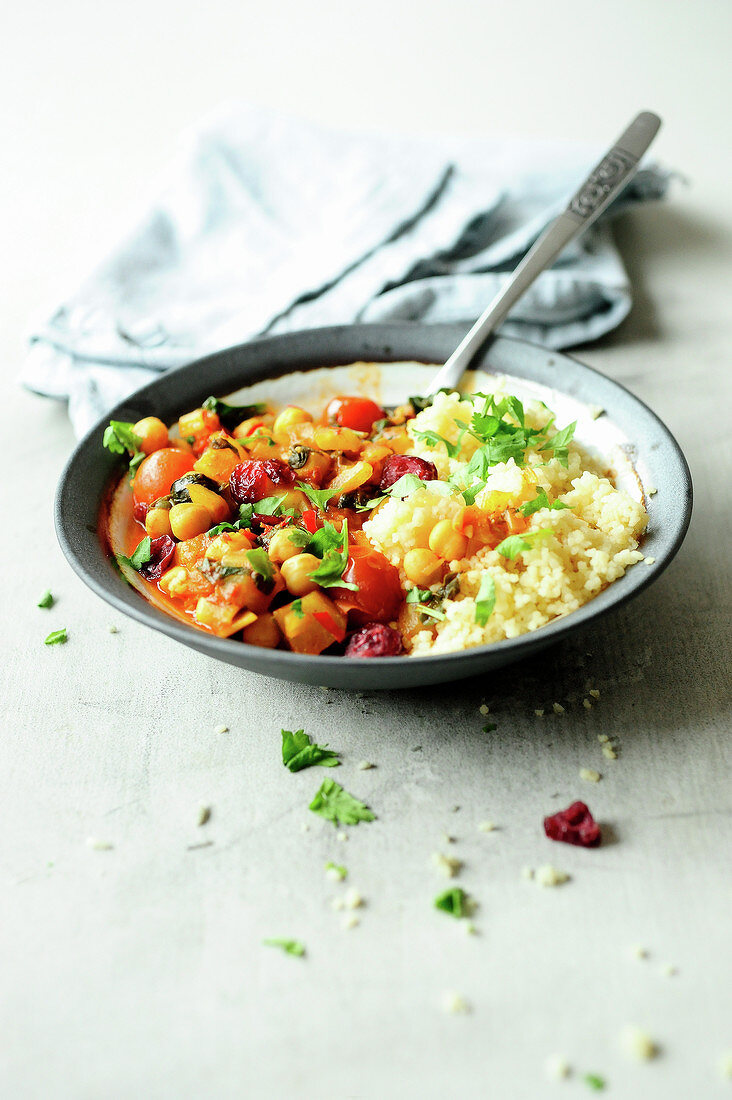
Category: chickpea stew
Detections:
[{"x1": 102, "y1": 382, "x2": 649, "y2": 659}]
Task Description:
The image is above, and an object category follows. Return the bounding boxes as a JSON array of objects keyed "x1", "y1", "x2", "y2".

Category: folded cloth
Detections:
[{"x1": 23, "y1": 103, "x2": 671, "y2": 437}]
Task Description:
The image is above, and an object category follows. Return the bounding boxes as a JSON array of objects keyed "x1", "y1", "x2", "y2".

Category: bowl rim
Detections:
[{"x1": 55, "y1": 323, "x2": 693, "y2": 681}]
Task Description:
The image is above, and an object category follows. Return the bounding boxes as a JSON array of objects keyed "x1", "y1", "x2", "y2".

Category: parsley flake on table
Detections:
[
  {"x1": 325, "y1": 861, "x2": 348, "y2": 881},
  {"x1": 518, "y1": 487, "x2": 571, "y2": 517},
  {"x1": 262, "y1": 937, "x2": 305, "y2": 957},
  {"x1": 474, "y1": 573, "x2": 496, "y2": 626},
  {"x1": 434, "y1": 886, "x2": 472, "y2": 918},
  {"x1": 583, "y1": 1073, "x2": 606, "y2": 1091},
  {"x1": 37, "y1": 590, "x2": 54, "y2": 609},
  {"x1": 281, "y1": 729, "x2": 340, "y2": 772},
  {"x1": 309, "y1": 778, "x2": 375, "y2": 826},
  {"x1": 44, "y1": 628, "x2": 68, "y2": 646}
]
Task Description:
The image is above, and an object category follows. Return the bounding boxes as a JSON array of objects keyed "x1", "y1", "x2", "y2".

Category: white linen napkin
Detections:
[{"x1": 22, "y1": 103, "x2": 671, "y2": 436}]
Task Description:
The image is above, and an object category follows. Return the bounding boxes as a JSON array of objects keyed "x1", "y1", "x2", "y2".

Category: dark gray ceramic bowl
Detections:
[{"x1": 55, "y1": 324, "x2": 692, "y2": 689}]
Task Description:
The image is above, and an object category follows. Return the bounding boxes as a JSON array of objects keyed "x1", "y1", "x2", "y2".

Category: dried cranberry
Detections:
[
  {"x1": 133, "y1": 501, "x2": 149, "y2": 522},
  {"x1": 138, "y1": 535, "x2": 176, "y2": 581},
  {"x1": 543, "y1": 801, "x2": 601, "y2": 847},
  {"x1": 380, "y1": 455, "x2": 438, "y2": 491},
  {"x1": 229, "y1": 459, "x2": 294, "y2": 504},
  {"x1": 345, "y1": 622, "x2": 403, "y2": 658}
]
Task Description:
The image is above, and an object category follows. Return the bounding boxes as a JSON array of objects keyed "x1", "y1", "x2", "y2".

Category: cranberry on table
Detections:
[
  {"x1": 229, "y1": 459, "x2": 294, "y2": 504},
  {"x1": 543, "y1": 801, "x2": 601, "y2": 847},
  {"x1": 380, "y1": 455, "x2": 438, "y2": 491},
  {"x1": 138, "y1": 535, "x2": 176, "y2": 581},
  {"x1": 345, "y1": 622, "x2": 403, "y2": 658}
]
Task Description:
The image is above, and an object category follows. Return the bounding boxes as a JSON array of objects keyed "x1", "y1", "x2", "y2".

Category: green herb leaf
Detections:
[
  {"x1": 475, "y1": 573, "x2": 496, "y2": 626},
  {"x1": 37, "y1": 590, "x2": 54, "y2": 609},
  {"x1": 309, "y1": 778, "x2": 375, "y2": 826},
  {"x1": 385, "y1": 473, "x2": 427, "y2": 498},
  {"x1": 412, "y1": 427, "x2": 467, "y2": 460},
  {"x1": 254, "y1": 495, "x2": 288, "y2": 516},
  {"x1": 482, "y1": 722, "x2": 497, "y2": 733},
  {"x1": 246, "y1": 548, "x2": 274, "y2": 583},
  {"x1": 44, "y1": 628, "x2": 68, "y2": 646},
  {"x1": 290, "y1": 598, "x2": 305, "y2": 619},
  {"x1": 238, "y1": 503, "x2": 255, "y2": 528},
  {"x1": 102, "y1": 420, "x2": 143, "y2": 456},
  {"x1": 434, "y1": 887, "x2": 472, "y2": 918},
  {"x1": 202, "y1": 395, "x2": 267, "y2": 430},
  {"x1": 307, "y1": 520, "x2": 358, "y2": 591},
  {"x1": 281, "y1": 729, "x2": 340, "y2": 772},
  {"x1": 583, "y1": 1074, "x2": 606, "y2": 1091},
  {"x1": 296, "y1": 482, "x2": 339, "y2": 512},
  {"x1": 495, "y1": 528, "x2": 553, "y2": 560},
  {"x1": 118, "y1": 536, "x2": 153, "y2": 572},
  {"x1": 262, "y1": 938, "x2": 305, "y2": 957},
  {"x1": 405, "y1": 587, "x2": 446, "y2": 621},
  {"x1": 518, "y1": 487, "x2": 571, "y2": 517},
  {"x1": 325, "y1": 861, "x2": 347, "y2": 880},
  {"x1": 540, "y1": 421, "x2": 576, "y2": 467},
  {"x1": 206, "y1": 521, "x2": 241, "y2": 536}
]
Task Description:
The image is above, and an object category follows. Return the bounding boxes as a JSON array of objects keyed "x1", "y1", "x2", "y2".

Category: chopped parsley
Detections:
[
  {"x1": 495, "y1": 528, "x2": 553, "y2": 560},
  {"x1": 262, "y1": 938, "x2": 305, "y2": 957},
  {"x1": 255, "y1": 495, "x2": 296, "y2": 517},
  {"x1": 307, "y1": 520, "x2": 357, "y2": 591},
  {"x1": 117, "y1": 537, "x2": 152, "y2": 572},
  {"x1": 246, "y1": 548, "x2": 274, "y2": 583},
  {"x1": 434, "y1": 886, "x2": 472, "y2": 918},
  {"x1": 540, "y1": 420, "x2": 576, "y2": 467},
  {"x1": 474, "y1": 573, "x2": 496, "y2": 626},
  {"x1": 102, "y1": 420, "x2": 145, "y2": 472},
  {"x1": 44, "y1": 628, "x2": 68, "y2": 646},
  {"x1": 518, "y1": 486, "x2": 571, "y2": 517},
  {"x1": 281, "y1": 526, "x2": 311, "y2": 548},
  {"x1": 281, "y1": 729, "x2": 340, "y2": 772},
  {"x1": 309, "y1": 778, "x2": 375, "y2": 826},
  {"x1": 583, "y1": 1074, "x2": 606, "y2": 1091},
  {"x1": 405, "y1": 587, "x2": 446, "y2": 621},
  {"x1": 385, "y1": 473, "x2": 427, "y2": 498},
  {"x1": 296, "y1": 482, "x2": 338, "y2": 511},
  {"x1": 290, "y1": 598, "x2": 305, "y2": 619},
  {"x1": 482, "y1": 722, "x2": 497, "y2": 733},
  {"x1": 411, "y1": 426, "x2": 468, "y2": 460},
  {"x1": 37, "y1": 590, "x2": 54, "y2": 609},
  {"x1": 202, "y1": 395, "x2": 267, "y2": 430},
  {"x1": 325, "y1": 861, "x2": 347, "y2": 880}
]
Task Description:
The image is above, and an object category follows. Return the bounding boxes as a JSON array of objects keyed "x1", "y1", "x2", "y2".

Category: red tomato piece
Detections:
[
  {"x1": 229, "y1": 459, "x2": 294, "y2": 504},
  {"x1": 302, "y1": 509, "x2": 321, "y2": 534},
  {"x1": 313, "y1": 610, "x2": 347, "y2": 643},
  {"x1": 332, "y1": 545, "x2": 403, "y2": 625},
  {"x1": 133, "y1": 449, "x2": 195, "y2": 506},
  {"x1": 325, "y1": 395, "x2": 385, "y2": 434}
]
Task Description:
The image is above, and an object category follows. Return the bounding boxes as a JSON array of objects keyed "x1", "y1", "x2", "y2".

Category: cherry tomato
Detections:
[
  {"x1": 332, "y1": 546, "x2": 403, "y2": 625},
  {"x1": 133, "y1": 449, "x2": 195, "y2": 506},
  {"x1": 325, "y1": 395, "x2": 385, "y2": 434}
]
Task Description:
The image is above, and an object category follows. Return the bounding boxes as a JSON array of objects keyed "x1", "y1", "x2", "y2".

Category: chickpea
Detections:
[
  {"x1": 428, "y1": 519, "x2": 469, "y2": 562},
  {"x1": 169, "y1": 502, "x2": 212, "y2": 541},
  {"x1": 403, "y1": 548, "x2": 444, "y2": 587},
  {"x1": 281, "y1": 553, "x2": 321, "y2": 597},
  {"x1": 268, "y1": 526, "x2": 305, "y2": 564},
  {"x1": 133, "y1": 416, "x2": 169, "y2": 455},
  {"x1": 241, "y1": 612, "x2": 281, "y2": 649},
  {"x1": 273, "y1": 406, "x2": 313, "y2": 439},
  {"x1": 145, "y1": 506, "x2": 173, "y2": 539}
]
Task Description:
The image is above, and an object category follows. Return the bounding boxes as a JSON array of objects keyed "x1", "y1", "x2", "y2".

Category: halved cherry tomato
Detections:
[
  {"x1": 325, "y1": 395, "x2": 385, "y2": 434},
  {"x1": 332, "y1": 545, "x2": 402, "y2": 625},
  {"x1": 133, "y1": 449, "x2": 195, "y2": 506}
]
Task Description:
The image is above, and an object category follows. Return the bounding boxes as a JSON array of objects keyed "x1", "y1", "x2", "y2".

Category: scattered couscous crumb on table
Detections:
[{"x1": 104, "y1": 377, "x2": 649, "y2": 659}]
